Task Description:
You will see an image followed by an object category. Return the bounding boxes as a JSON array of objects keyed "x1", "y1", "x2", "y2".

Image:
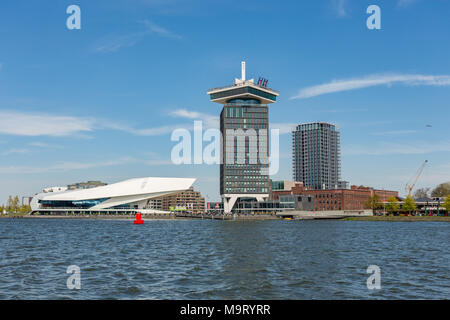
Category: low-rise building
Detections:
[
  {"x1": 272, "y1": 183, "x2": 398, "y2": 211},
  {"x1": 153, "y1": 186, "x2": 205, "y2": 214}
]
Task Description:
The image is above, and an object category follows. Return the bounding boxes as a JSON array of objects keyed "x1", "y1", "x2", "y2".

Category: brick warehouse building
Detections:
[{"x1": 271, "y1": 183, "x2": 398, "y2": 211}]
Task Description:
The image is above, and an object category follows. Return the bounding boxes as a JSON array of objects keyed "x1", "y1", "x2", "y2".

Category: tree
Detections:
[
  {"x1": 385, "y1": 197, "x2": 400, "y2": 215},
  {"x1": 443, "y1": 195, "x2": 450, "y2": 213},
  {"x1": 414, "y1": 187, "x2": 430, "y2": 199},
  {"x1": 402, "y1": 196, "x2": 417, "y2": 215},
  {"x1": 18, "y1": 204, "x2": 31, "y2": 214},
  {"x1": 6, "y1": 196, "x2": 20, "y2": 214},
  {"x1": 0, "y1": 205, "x2": 4, "y2": 215},
  {"x1": 6, "y1": 196, "x2": 13, "y2": 213},
  {"x1": 365, "y1": 193, "x2": 382, "y2": 213},
  {"x1": 12, "y1": 196, "x2": 20, "y2": 213},
  {"x1": 431, "y1": 182, "x2": 450, "y2": 197}
]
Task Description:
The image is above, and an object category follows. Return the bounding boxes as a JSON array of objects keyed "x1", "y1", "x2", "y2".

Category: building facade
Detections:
[
  {"x1": 292, "y1": 122, "x2": 341, "y2": 190},
  {"x1": 154, "y1": 186, "x2": 205, "y2": 214},
  {"x1": 272, "y1": 183, "x2": 398, "y2": 211},
  {"x1": 31, "y1": 177, "x2": 197, "y2": 215},
  {"x1": 207, "y1": 62, "x2": 279, "y2": 213}
]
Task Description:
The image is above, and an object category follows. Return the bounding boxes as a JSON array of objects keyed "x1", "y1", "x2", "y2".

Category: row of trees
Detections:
[
  {"x1": 365, "y1": 194, "x2": 450, "y2": 215},
  {"x1": 414, "y1": 181, "x2": 450, "y2": 198},
  {"x1": 0, "y1": 196, "x2": 31, "y2": 215}
]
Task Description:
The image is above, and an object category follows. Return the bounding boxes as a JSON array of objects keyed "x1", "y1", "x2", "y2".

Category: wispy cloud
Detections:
[
  {"x1": 0, "y1": 110, "x2": 207, "y2": 138},
  {"x1": 94, "y1": 20, "x2": 180, "y2": 53},
  {"x1": 344, "y1": 140, "x2": 450, "y2": 156},
  {"x1": 97, "y1": 119, "x2": 182, "y2": 136},
  {"x1": 331, "y1": 0, "x2": 349, "y2": 17},
  {"x1": 0, "y1": 157, "x2": 134, "y2": 174},
  {"x1": 317, "y1": 108, "x2": 369, "y2": 113},
  {"x1": 28, "y1": 142, "x2": 64, "y2": 149},
  {"x1": 0, "y1": 156, "x2": 172, "y2": 174},
  {"x1": 140, "y1": 20, "x2": 181, "y2": 39},
  {"x1": 0, "y1": 111, "x2": 94, "y2": 137},
  {"x1": 371, "y1": 130, "x2": 418, "y2": 136},
  {"x1": 170, "y1": 109, "x2": 219, "y2": 128},
  {"x1": 397, "y1": 0, "x2": 420, "y2": 8},
  {"x1": 0, "y1": 109, "x2": 297, "y2": 139},
  {"x1": 170, "y1": 108, "x2": 296, "y2": 135},
  {"x1": 0, "y1": 148, "x2": 31, "y2": 156},
  {"x1": 291, "y1": 73, "x2": 450, "y2": 99}
]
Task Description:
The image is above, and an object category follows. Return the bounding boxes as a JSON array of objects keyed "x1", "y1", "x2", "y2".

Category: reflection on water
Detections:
[{"x1": 0, "y1": 218, "x2": 448, "y2": 299}]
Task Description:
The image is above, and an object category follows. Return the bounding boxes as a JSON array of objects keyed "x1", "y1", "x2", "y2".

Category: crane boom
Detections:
[{"x1": 405, "y1": 160, "x2": 428, "y2": 197}]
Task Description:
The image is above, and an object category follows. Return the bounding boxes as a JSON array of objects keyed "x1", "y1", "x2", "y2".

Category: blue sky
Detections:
[{"x1": 1, "y1": 0, "x2": 450, "y2": 204}]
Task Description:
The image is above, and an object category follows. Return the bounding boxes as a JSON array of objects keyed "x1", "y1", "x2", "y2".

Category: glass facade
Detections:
[
  {"x1": 39, "y1": 198, "x2": 109, "y2": 209},
  {"x1": 220, "y1": 98, "x2": 270, "y2": 195}
]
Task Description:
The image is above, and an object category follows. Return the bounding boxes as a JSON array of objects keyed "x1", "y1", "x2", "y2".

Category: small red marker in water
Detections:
[{"x1": 134, "y1": 212, "x2": 144, "y2": 224}]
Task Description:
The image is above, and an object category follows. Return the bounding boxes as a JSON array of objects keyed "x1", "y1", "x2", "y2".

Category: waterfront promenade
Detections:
[{"x1": 1, "y1": 213, "x2": 449, "y2": 222}]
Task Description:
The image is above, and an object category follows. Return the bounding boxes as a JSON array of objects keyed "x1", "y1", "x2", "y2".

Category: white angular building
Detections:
[{"x1": 31, "y1": 177, "x2": 196, "y2": 215}]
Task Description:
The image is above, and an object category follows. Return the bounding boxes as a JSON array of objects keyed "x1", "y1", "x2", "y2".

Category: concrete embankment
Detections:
[
  {"x1": 343, "y1": 215, "x2": 450, "y2": 222},
  {"x1": 2, "y1": 213, "x2": 281, "y2": 221},
  {"x1": 276, "y1": 210, "x2": 373, "y2": 220}
]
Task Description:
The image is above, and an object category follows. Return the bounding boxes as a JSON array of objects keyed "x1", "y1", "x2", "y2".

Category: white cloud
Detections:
[
  {"x1": 28, "y1": 142, "x2": 63, "y2": 149},
  {"x1": 371, "y1": 130, "x2": 418, "y2": 136},
  {"x1": 0, "y1": 111, "x2": 192, "y2": 138},
  {"x1": 0, "y1": 157, "x2": 136, "y2": 174},
  {"x1": 170, "y1": 108, "x2": 296, "y2": 135},
  {"x1": 343, "y1": 140, "x2": 450, "y2": 156},
  {"x1": 398, "y1": 0, "x2": 420, "y2": 8},
  {"x1": 0, "y1": 155, "x2": 175, "y2": 174},
  {"x1": 94, "y1": 32, "x2": 145, "y2": 53},
  {"x1": 0, "y1": 109, "x2": 295, "y2": 139},
  {"x1": 0, "y1": 148, "x2": 31, "y2": 156},
  {"x1": 170, "y1": 109, "x2": 219, "y2": 128},
  {"x1": 94, "y1": 20, "x2": 180, "y2": 53},
  {"x1": 291, "y1": 73, "x2": 450, "y2": 99},
  {"x1": 141, "y1": 20, "x2": 181, "y2": 39},
  {"x1": 0, "y1": 111, "x2": 94, "y2": 136},
  {"x1": 331, "y1": 0, "x2": 348, "y2": 17}
]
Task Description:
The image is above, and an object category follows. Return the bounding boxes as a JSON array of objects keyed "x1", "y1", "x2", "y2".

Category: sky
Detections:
[{"x1": 1, "y1": 0, "x2": 450, "y2": 204}]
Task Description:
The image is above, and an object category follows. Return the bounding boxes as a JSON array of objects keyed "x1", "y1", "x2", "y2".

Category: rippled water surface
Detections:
[{"x1": 0, "y1": 218, "x2": 448, "y2": 299}]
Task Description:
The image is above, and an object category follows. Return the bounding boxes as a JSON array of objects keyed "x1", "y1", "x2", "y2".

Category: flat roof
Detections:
[{"x1": 207, "y1": 82, "x2": 279, "y2": 105}]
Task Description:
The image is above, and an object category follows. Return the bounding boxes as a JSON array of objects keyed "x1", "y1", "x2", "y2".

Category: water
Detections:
[{"x1": 0, "y1": 218, "x2": 448, "y2": 299}]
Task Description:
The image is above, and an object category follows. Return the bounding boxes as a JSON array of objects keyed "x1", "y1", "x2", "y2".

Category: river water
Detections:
[{"x1": 0, "y1": 218, "x2": 448, "y2": 299}]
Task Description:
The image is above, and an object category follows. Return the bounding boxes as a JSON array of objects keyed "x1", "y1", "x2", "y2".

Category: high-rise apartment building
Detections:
[
  {"x1": 292, "y1": 122, "x2": 341, "y2": 190},
  {"x1": 207, "y1": 62, "x2": 279, "y2": 213}
]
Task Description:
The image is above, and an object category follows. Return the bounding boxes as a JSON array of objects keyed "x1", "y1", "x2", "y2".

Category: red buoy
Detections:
[{"x1": 134, "y1": 212, "x2": 144, "y2": 224}]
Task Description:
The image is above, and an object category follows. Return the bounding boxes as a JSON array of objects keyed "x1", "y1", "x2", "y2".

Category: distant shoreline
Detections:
[{"x1": 1, "y1": 214, "x2": 449, "y2": 222}]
